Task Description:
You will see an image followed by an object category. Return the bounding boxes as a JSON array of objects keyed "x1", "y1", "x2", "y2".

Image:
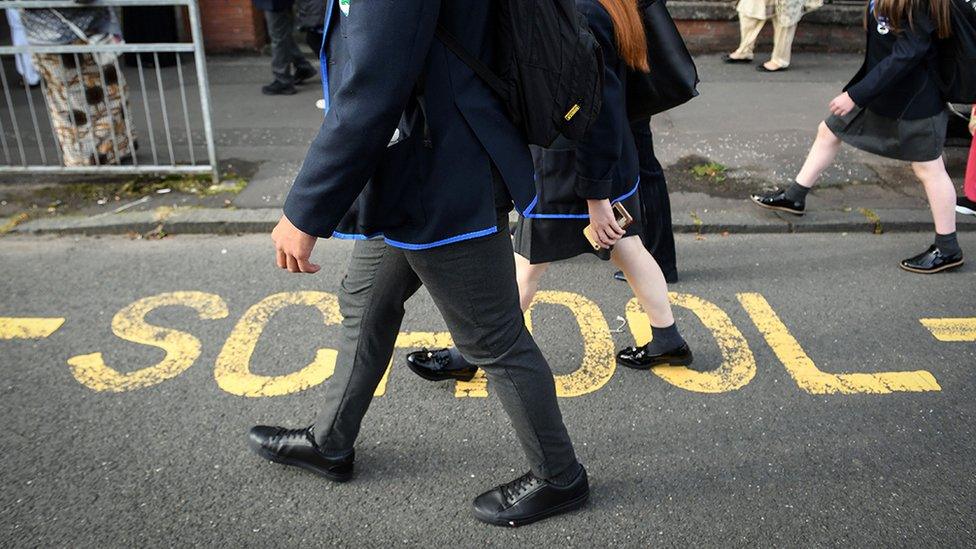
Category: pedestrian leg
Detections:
[
  {"x1": 311, "y1": 239, "x2": 423, "y2": 455},
  {"x1": 769, "y1": 19, "x2": 798, "y2": 69},
  {"x1": 404, "y1": 226, "x2": 578, "y2": 481},
  {"x1": 730, "y1": 15, "x2": 766, "y2": 60},
  {"x1": 795, "y1": 121, "x2": 844, "y2": 188}
]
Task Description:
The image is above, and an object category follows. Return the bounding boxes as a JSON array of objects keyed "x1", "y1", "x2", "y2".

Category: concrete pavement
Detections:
[{"x1": 2, "y1": 53, "x2": 973, "y2": 237}]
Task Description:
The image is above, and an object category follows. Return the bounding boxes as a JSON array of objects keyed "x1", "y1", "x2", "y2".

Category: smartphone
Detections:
[{"x1": 583, "y1": 202, "x2": 634, "y2": 250}]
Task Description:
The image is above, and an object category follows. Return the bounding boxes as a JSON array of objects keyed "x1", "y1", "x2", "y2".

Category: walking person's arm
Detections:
[
  {"x1": 574, "y1": 6, "x2": 626, "y2": 249},
  {"x1": 841, "y1": 11, "x2": 935, "y2": 111},
  {"x1": 273, "y1": 0, "x2": 441, "y2": 273}
]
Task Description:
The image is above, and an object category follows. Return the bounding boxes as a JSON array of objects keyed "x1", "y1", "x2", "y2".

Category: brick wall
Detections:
[
  {"x1": 676, "y1": 20, "x2": 864, "y2": 54},
  {"x1": 669, "y1": 0, "x2": 865, "y2": 54},
  {"x1": 199, "y1": 0, "x2": 266, "y2": 52}
]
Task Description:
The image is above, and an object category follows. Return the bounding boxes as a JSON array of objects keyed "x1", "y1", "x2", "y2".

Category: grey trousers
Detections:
[
  {"x1": 312, "y1": 228, "x2": 579, "y2": 479},
  {"x1": 264, "y1": 8, "x2": 310, "y2": 82}
]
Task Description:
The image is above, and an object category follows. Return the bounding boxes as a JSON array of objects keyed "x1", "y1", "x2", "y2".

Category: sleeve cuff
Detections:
[
  {"x1": 574, "y1": 175, "x2": 613, "y2": 200},
  {"x1": 846, "y1": 85, "x2": 866, "y2": 107}
]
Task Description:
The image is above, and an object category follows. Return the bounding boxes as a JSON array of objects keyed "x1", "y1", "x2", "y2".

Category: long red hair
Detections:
[{"x1": 597, "y1": 0, "x2": 650, "y2": 72}]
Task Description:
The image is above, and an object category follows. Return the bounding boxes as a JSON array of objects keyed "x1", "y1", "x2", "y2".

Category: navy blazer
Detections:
[
  {"x1": 283, "y1": 0, "x2": 536, "y2": 250},
  {"x1": 522, "y1": 0, "x2": 640, "y2": 219},
  {"x1": 845, "y1": 4, "x2": 944, "y2": 120}
]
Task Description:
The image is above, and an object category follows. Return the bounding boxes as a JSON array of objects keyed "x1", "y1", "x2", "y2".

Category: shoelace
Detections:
[
  {"x1": 501, "y1": 472, "x2": 541, "y2": 503},
  {"x1": 272, "y1": 426, "x2": 312, "y2": 447}
]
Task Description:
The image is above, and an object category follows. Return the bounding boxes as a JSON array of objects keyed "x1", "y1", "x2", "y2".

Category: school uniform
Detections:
[
  {"x1": 512, "y1": 0, "x2": 644, "y2": 264},
  {"x1": 826, "y1": 3, "x2": 947, "y2": 162},
  {"x1": 279, "y1": 0, "x2": 580, "y2": 483}
]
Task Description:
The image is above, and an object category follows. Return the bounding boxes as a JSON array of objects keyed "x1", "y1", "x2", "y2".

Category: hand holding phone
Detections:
[{"x1": 583, "y1": 201, "x2": 633, "y2": 250}]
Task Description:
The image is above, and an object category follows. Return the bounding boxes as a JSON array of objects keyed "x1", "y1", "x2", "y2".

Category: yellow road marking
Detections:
[
  {"x1": 0, "y1": 317, "x2": 64, "y2": 340},
  {"x1": 215, "y1": 292, "x2": 340, "y2": 397},
  {"x1": 738, "y1": 293, "x2": 940, "y2": 394},
  {"x1": 526, "y1": 291, "x2": 616, "y2": 398},
  {"x1": 67, "y1": 292, "x2": 228, "y2": 392},
  {"x1": 626, "y1": 293, "x2": 756, "y2": 393},
  {"x1": 920, "y1": 318, "x2": 976, "y2": 342}
]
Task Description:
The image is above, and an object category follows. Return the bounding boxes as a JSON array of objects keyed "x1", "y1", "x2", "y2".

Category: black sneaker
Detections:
[
  {"x1": 899, "y1": 245, "x2": 964, "y2": 274},
  {"x1": 472, "y1": 468, "x2": 589, "y2": 527},
  {"x1": 750, "y1": 188, "x2": 805, "y2": 216},
  {"x1": 616, "y1": 342, "x2": 694, "y2": 370},
  {"x1": 957, "y1": 196, "x2": 976, "y2": 217},
  {"x1": 405, "y1": 348, "x2": 479, "y2": 382},
  {"x1": 247, "y1": 425, "x2": 354, "y2": 482},
  {"x1": 293, "y1": 64, "x2": 318, "y2": 84},
  {"x1": 262, "y1": 79, "x2": 297, "y2": 96}
]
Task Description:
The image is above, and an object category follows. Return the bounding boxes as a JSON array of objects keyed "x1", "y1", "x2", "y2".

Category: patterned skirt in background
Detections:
[{"x1": 33, "y1": 48, "x2": 133, "y2": 166}]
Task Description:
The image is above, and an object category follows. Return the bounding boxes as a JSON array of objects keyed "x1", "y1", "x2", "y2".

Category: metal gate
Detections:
[{"x1": 0, "y1": 0, "x2": 218, "y2": 182}]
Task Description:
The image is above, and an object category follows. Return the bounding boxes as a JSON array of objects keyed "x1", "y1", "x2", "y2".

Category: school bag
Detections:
[
  {"x1": 434, "y1": 1, "x2": 604, "y2": 147},
  {"x1": 936, "y1": 0, "x2": 976, "y2": 103},
  {"x1": 626, "y1": 0, "x2": 700, "y2": 120}
]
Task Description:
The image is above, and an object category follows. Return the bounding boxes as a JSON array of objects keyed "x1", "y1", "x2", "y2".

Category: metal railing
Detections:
[{"x1": 0, "y1": 0, "x2": 218, "y2": 182}]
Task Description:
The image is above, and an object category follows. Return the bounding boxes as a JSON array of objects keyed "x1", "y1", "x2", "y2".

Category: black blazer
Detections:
[
  {"x1": 523, "y1": 0, "x2": 641, "y2": 218},
  {"x1": 282, "y1": 0, "x2": 536, "y2": 249},
  {"x1": 845, "y1": 4, "x2": 944, "y2": 120}
]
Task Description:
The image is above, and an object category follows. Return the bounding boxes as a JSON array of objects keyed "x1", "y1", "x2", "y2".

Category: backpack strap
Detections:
[{"x1": 435, "y1": 24, "x2": 509, "y2": 99}]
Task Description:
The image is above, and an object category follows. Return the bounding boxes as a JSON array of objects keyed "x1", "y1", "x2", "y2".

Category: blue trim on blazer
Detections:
[
  {"x1": 331, "y1": 225, "x2": 500, "y2": 250},
  {"x1": 522, "y1": 177, "x2": 640, "y2": 219},
  {"x1": 318, "y1": 0, "x2": 334, "y2": 114}
]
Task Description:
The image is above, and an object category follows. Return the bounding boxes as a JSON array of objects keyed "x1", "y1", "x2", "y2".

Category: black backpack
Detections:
[
  {"x1": 936, "y1": 0, "x2": 976, "y2": 102},
  {"x1": 435, "y1": 1, "x2": 604, "y2": 147}
]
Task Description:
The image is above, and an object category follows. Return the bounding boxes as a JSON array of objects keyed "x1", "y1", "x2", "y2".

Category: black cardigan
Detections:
[{"x1": 845, "y1": 4, "x2": 945, "y2": 120}]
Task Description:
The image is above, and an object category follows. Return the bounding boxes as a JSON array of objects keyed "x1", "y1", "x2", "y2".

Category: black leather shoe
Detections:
[
  {"x1": 472, "y1": 468, "x2": 589, "y2": 527},
  {"x1": 750, "y1": 188, "x2": 805, "y2": 215},
  {"x1": 247, "y1": 425, "x2": 354, "y2": 482},
  {"x1": 722, "y1": 54, "x2": 753, "y2": 64},
  {"x1": 616, "y1": 343, "x2": 694, "y2": 370},
  {"x1": 405, "y1": 348, "x2": 479, "y2": 382},
  {"x1": 261, "y1": 79, "x2": 297, "y2": 96},
  {"x1": 293, "y1": 64, "x2": 318, "y2": 84},
  {"x1": 899, "y1": 245, "x2": 964, "y2": 274}
]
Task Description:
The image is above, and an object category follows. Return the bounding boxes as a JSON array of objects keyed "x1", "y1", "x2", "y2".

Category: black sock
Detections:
[
  {"x1": 547, "y1": 461, "x2": 583, "y2": 486},
  {"x1": 935, "y1": 232, "x2": 961, "y2": 256},
  {"x1": 645, "y1": 323, "x2": 686, "y2": 355},
  {"x1": 783, "y1": 181, "x2": 811, "y2": 204}
]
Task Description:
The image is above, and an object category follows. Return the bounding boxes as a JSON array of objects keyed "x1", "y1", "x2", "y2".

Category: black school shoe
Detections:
[
  {"x1": 899, "y1": 245, "x2": 964, "y2": 274},
  {"x1": 472, "y1": 467, "x2": 589, "y2": 527},
  {"x1": 248, "y1": 425, "x2": 354, "y2": 482},
  {"x1": 293, "y1": 63, "x2": 318, "y2": 84},
  {"x1": 750, "y1": 188, "x2": 805, "y2": 216},
  {"x1": 957, "y1": 196, "x2": 976, "y2": 217},
  {"x1": 405, "y1": 348, "x2": 479, "y2": 382},
  {"x1": 261, "y1": 79, "x2": 297, "y2": 96},
  {"x1": 616, "y1": 342, "x2": 694, "y2": 370}
]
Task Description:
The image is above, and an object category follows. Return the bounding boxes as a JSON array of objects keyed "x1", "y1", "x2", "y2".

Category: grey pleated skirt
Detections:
[{"x1": 825, "y1": 106, "x2": 948, "y2": 162}]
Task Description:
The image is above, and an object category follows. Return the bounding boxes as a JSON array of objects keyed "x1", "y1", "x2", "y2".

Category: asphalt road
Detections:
[{"x1": 1, "y1": 232, "x2": 974, "y2": 547}]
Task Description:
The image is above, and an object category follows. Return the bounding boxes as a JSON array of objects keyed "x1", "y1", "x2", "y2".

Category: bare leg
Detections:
[
  {"x1": 912, "y1": 158, "x2": 957, "y2": 235},
  {"x1": 795, "y1": 121, "x2": 844, "y2": 188},
  {"x1": 610, "y1": 236, "x2": 675, "y2": 328},
  {"x1": 514, "y1": 253, "x2": 550, "y2": 312}
]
